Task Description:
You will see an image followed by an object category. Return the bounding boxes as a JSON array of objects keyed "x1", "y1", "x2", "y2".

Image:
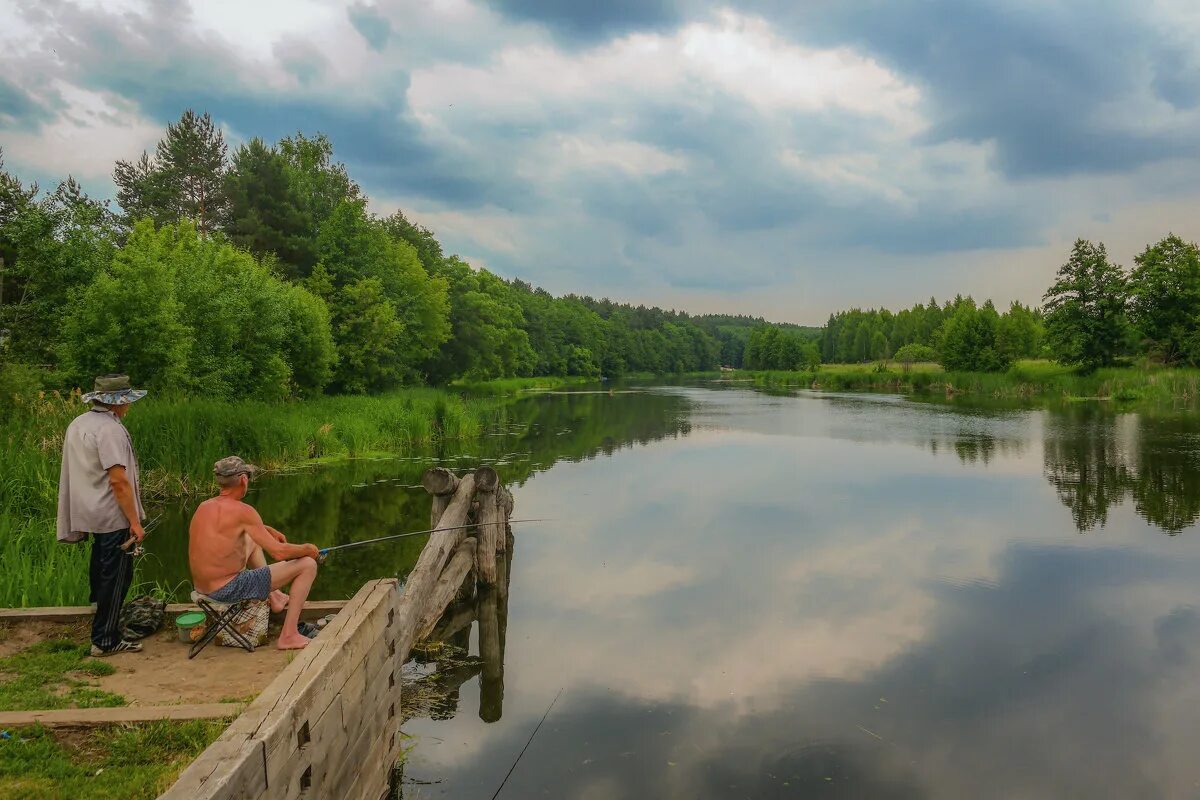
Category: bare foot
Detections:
[
  {"x1": 276, "y1": 632, "x2": 310, "y2": 650},
  {"x1": 269, "y1": 590, "x2": 290, "y2": 614}
]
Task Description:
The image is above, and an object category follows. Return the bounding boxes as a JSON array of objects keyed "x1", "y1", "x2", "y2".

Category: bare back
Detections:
[{"x1": 189, "y1": 496, "x2": 257, "y2": 593}]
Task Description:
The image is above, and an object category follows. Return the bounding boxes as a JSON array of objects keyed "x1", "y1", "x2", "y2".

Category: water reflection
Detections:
[
  {"x1": 400, "y1": 386, "x2": 1200, "y2": 799},
  {"x1": 1042, "y1": 405, "x2": 1200, "y2": 533},
  {"x1": 142, "y1": 389, "x2": 692, "y2": 598}
]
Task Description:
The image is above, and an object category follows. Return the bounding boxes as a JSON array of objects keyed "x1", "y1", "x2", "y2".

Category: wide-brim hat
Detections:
[{"x1": 80, "y1": 374, "x2": 148, "y2": 406}]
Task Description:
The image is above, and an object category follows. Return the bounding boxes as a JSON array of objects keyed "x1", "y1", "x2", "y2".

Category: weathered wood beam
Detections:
[
  {"x1": 396, "y1": 473, "x2": 476, "y2": 658},
  {"x1": 416, "y1": 538, "x2": 477, "y2": 641},
  {"x1": 473, "y1": 470, "x2": 503, "y2": 587},
  {"x1": 422, "y1": 467, "x2": 460, "y2": 527}
]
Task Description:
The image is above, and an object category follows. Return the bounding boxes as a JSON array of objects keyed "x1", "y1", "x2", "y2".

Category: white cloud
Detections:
[{"x1": 1, "y1": 83, "x2": 160, "y2": 182}]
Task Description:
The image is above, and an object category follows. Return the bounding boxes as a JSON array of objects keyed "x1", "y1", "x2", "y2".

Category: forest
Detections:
[
  {"x1": 3, "y1": 110, "x2": 1199, "y2": 402},
  {"x1": 0, "y1": 110, "x2": 778, "y2": 402}
]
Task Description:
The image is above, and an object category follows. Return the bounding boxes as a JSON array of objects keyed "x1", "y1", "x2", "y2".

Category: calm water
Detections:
[{"x1": 149, "y1": 384, "x2": 1200, "y2": 798}]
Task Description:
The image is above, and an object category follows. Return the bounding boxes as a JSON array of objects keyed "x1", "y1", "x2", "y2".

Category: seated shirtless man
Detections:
[{"x1": 189, "y1": 456, "x2": 320, "y2": 650}]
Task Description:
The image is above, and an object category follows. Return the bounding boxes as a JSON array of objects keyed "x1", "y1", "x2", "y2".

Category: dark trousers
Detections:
[{"x1": 89, "y1": 529, "x2": 134, "y2": 650}]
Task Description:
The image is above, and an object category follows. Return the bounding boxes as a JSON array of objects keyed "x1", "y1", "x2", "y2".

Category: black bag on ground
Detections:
[{"x1": 119, "y1": 595, "x2": 166, "y2": 640}]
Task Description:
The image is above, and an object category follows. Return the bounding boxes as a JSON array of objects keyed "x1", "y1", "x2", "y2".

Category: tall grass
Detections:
[
  {"x1": 0, "y1": 388, "x2": 509, "y2": 607},
  {"x1": 738, "y1": 360, "x2": 1200, "y2": 403}
]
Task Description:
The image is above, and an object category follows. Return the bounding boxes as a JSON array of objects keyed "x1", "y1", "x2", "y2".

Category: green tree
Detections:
[
  {"x1": 310, "y1": 201, "x2": 449, "y2": 390},
  {"x1": 113, "y1": 110, "x2": 229, "y2": 234},
  {"x1": 0, "y1": 172, "x2": 119, "y2": 366},
  {"x1": 995, "y1": 301, "x2": 1044, "y2": 362},
  {"x1": 62, "y1": 221, "x2": 334, "y2": 398},
  {"x1": 893, "y1": 343, "x2": 938, "y2": 372},
  {"x1": 1127, "y1": 234, "x2": 1200, "y2": 364},
  {"x1": 940, "y1": 300, "x2": 1008, "y2": 372},
  {"x1": 60, "y1": 223, "x2": 191, "y2": 389},
  {"x1": 1042, "y1": 239, "x2": 1128, "y2": 371},
  {"x1": 223, "y1": 138, "x2": 310, "y2": 270}
]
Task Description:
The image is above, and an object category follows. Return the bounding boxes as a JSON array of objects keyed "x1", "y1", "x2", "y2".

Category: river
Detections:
[{"x1": 147, "y1": 382, "x2": 1200, "y2": 798}]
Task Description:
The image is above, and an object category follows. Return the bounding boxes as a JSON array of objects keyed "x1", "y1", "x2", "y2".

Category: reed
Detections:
[
  {"x1": 0, "y1": 387, "x2": 511, "y2": 607},
  {"x1": 739, "y1": 360, "x2": 1200, "y2": 404}
]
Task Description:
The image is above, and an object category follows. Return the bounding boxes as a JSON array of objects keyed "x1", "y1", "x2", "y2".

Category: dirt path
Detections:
[{"x1": 1, "y1": 619, "x2": 295, "y2": 706}]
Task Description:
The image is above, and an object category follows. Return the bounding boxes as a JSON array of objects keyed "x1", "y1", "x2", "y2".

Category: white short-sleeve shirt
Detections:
[{"x1": 56, "y1": 408, "x2": 145, "y2": 542}]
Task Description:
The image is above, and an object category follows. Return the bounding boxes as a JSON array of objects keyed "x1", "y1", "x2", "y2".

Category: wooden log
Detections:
[
  {"x1": 473, "y1": 465, "x2": 500, "y2": 493},
  {"x1": 395, "y1": 473, "x2": 476, "y2": 658},
  {"x1": 415, "y1": 538, "x2": 477, "y2": 641},
  {"x1": 430, "y1": 601, "x2": 476, "y2": 644},
  {"x1": 477, "y1": 588, "x2": 503, "y2": 723},
  {"x1": 422, "y1": 467, "x2": 460, "y2": 527},
  {"x1": 495, "y1": 485, "x2": 514, "y2": 553},
  {"x1": 474, "y1": 487, "x2": 502, "y2": 587}
]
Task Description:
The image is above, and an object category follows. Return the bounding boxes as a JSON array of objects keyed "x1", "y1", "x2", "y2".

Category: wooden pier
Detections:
[{"x1": 159, "y1": 466, "x2": 518, "y2": 800}]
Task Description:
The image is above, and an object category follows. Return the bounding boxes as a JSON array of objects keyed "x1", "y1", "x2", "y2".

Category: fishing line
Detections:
[
  {"x1": 490, "y1": 687, "x2": 564, "y2": 800},
  {"x1": 317, "y1": 518, "x2": 554, "y2": 558}
]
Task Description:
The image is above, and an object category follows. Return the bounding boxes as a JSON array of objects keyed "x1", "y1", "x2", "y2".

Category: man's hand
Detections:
[{"x1": 302, "y1": 544, "x2": 320, "y2": 560}]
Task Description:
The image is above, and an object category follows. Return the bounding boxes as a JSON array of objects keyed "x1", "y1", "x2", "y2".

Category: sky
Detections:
[{"x1": 2, "y1": 0, "x2": 1199, "y2": 324}]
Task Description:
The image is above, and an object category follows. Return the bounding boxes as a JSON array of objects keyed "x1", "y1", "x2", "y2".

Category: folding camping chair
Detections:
[{"x1": 188, "y1": 590, "x2": 256, "y2": 658}]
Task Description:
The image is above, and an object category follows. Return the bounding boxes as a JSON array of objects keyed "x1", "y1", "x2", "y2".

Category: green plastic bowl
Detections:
[{"x1": 176, "y1": 611, "x2": 206, "y2": 643}]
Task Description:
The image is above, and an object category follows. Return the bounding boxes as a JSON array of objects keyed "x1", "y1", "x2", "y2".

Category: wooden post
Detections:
[
  {"x1": 395, "y1": 473, "x2": 476, "y2": 657},
  {"x1": 422, "y1": 467, "x2": 460, "y2": 527},
  {"x1": 415, "y1": 538, "x2": 477, "y2": 641},
  {"x1": 496, "y1": 486, "x2": 514, "y2": 553},
  {"x1": 473, "y1": 468, "x2": 502, "y2": 587},
  {"x1": 477, "y1": 588, "x2": 503, "y2": 723}
]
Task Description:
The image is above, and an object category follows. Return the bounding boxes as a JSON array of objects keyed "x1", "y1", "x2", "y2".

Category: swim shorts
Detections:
[{"x1": 206, "y1": 566, "x2": 272, "y2": 603}]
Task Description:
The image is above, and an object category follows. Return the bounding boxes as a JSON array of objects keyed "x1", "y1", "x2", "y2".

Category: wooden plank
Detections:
[
  {"x1": 0, "y1": 703, "x2": 242, "y2": 728},
  {"x1": 258, "y1": 582, "x2": 397, "y2": 789},
  {"x1": 0, "y1": 600, "x2": 345, "y2": 624},
  {"x1": 160, "y1": 580, "x2": 397, "y2": 800},
  {"x1": 159, "y1": 737, "x2": 267, "y2": 800},
  {"x1": 343, "y1": 723, "x2": 401, "y2": 800},
  {"x1": 326, "y1": 646, "x2": 402, "y2": 790}
]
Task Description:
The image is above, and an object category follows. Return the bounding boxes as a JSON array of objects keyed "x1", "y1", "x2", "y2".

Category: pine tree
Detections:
[
  {"x1": 224, "y1": 138, "x2": 311, "y2": 273},
  {"x1": 157, "y1": 110, "x2": 228, "y2": 235},
  {"x1": 113, "y1": 110, "x2": 229, "y2": 234}
]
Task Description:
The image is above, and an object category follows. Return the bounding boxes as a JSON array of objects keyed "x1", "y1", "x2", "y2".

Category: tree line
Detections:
[
  {"x1": 3, "y1": 110, "x2": 1197, "y2": 397},
  {"x1": 746, "y1": 232, "x2": 1200, "y2": 374},
  {"x1": 0, "y1": 110, "x2": 751, "y2": 400}
]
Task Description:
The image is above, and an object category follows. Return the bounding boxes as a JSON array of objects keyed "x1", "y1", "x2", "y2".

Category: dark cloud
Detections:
[
  {"x1": 0, "y1": 76, "x2": 52, "y2": 129},
  {"x1": 273, "y1": 38, "x2": 328, "y2": 86},
  {"x1": 347, "y1": 2, "x2": 392, "y2": 52},
  {"x1": 761, "y1": 0, "x2": 1200, "y2": 177},
  {"x1": 488, "y1": 0, "x2": 681, "y2": 43}
]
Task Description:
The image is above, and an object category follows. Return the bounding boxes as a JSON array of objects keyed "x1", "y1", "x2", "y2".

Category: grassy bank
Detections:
[
  {"x1": 0, "y1": 720, "x2": 227, "y2": 799},
  {"x1": 0, "y1": 388, "x2": 510, "y2": 607},
  {"x1": 738, "y1": 360, "x2": 1200, "y2": 403}
]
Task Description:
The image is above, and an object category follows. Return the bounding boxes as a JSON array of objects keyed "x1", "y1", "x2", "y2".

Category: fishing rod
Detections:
[
  {"x1": 491, "y1": 687, "x2": 563, "y2": 800},
  {"x1": 317, "y1": 518, "x2": 553, "y2": 559}
]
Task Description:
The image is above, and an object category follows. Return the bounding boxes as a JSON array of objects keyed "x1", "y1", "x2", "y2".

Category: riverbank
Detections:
[
  {"x1": 0, "y1": 387, "x2": 512, "y2": 607},
  {"x1": 0, "y1": 719, "x2": 227, "y2": 799},
  {"x1": 738, "y1": 360, "x2": 1200, "y2": 403}
]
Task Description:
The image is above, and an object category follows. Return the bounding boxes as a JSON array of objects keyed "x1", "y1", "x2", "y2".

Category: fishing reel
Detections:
[{"x1": 120, "y1": 535, "x2": 146, "y2": 558}]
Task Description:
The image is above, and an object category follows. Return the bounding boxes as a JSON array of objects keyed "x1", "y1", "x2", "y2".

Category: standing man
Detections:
[{"x1": 57, "y1": 374, "x2": 148, "y2": 656}]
